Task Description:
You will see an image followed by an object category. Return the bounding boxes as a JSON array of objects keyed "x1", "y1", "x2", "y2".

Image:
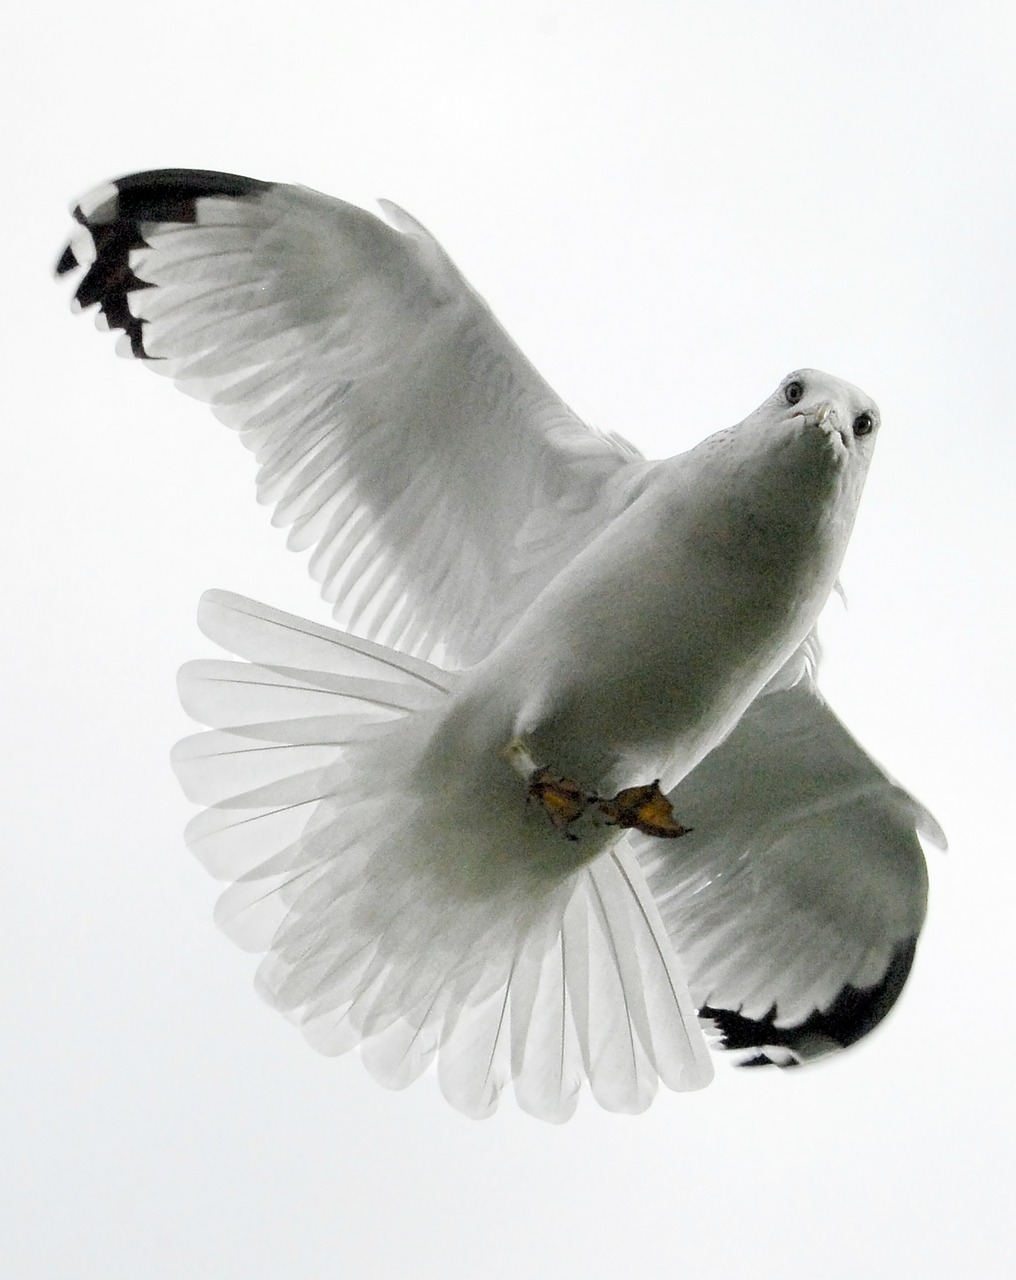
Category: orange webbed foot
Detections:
[
  {"x1": 526, "y1": 769, "x2": 589, "y2": 839},
  {"x1": 596, "y1": 780, "x2": 690, "y2": 839},
  {"x1": 503, "y1": 737, "x2": 592, "y2": 840}
]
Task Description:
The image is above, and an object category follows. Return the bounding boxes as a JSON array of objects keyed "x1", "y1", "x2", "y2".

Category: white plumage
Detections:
[{"x1": 57, "y1": 169, "x2": 941, "y2": 1118}]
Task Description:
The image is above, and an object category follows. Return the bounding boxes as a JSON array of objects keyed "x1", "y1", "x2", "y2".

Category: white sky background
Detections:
[{"x1": 5, "y1": 1, "x2": 1014, "y2": 1276}]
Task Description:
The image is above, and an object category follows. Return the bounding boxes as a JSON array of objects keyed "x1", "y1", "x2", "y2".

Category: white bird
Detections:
[{"x1": 57, "y1": 170, "x2": 943, "y2": 1120}]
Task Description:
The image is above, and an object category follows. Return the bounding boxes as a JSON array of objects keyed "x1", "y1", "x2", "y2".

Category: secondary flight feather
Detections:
[{"x1": 57, "y1": 169, "x2": 942, "y2": 1119}]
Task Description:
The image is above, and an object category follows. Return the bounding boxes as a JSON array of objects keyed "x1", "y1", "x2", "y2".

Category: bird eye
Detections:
[
  {"x1": 784, "y1": 380, "x2": 804, "y2": 405},
  {"x1": 853, "y1": 412, "x2": 875, "y2": 437}
]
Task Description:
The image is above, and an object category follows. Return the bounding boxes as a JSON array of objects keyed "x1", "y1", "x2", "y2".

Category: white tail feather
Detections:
[{"x1": 175, "y1": 590, "x2": 711, "y2": 1118}]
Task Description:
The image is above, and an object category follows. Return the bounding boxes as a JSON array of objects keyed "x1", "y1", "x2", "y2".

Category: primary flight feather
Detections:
[{"x1": 57, "y1": 169, "x2": 942, "y2": 1119}]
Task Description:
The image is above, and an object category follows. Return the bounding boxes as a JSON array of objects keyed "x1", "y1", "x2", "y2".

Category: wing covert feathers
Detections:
[{"x1": 175, "y1": 592, "x2": 710, "y2": 1118}]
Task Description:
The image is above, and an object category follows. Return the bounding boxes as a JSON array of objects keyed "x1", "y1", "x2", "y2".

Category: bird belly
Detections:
[{"x1": 486, "y1": 532, "x2": 835, "y2": 796}]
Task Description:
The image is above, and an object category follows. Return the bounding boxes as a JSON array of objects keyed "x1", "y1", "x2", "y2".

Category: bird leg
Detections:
[{"x1": 502, "y1": 738, "x2": 690, "y2": 841}]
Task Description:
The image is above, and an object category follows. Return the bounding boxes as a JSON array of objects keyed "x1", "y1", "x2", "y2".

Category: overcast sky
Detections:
[{"x1": 5, "y1": 2, "x2": 1014, "y2": 1277}]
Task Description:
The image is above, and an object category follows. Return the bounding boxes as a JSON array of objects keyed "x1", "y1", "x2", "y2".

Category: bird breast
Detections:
[{"x1": 463, "y1": 430, "x2": 859, "y2": 793}]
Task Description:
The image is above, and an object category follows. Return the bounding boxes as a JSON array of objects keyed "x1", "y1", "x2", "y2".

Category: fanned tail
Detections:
[{"x1": 174, "y1": 591, "x2": 712, "y2": 1119}]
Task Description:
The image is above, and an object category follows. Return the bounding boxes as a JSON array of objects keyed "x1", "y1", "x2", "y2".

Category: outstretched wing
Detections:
[
  {"x1": 639, "y1": 680, "x2": 944, "y2": 1065},
  {"x1": 57, "y1": 169, "x2": 645, "y2": 664}
]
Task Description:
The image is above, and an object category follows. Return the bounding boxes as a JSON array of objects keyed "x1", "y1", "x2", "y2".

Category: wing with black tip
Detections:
[
  {"x1": 638, "y1": 681, "x2": 943, "y2": 1065},
  {"x1": 58, "y1": 169, "x2": 645, "y2": 664}
]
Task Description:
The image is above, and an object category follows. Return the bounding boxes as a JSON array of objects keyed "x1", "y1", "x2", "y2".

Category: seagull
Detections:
[{"x1": 57, "y1": 169, "x2": 943, "y2": 1120}]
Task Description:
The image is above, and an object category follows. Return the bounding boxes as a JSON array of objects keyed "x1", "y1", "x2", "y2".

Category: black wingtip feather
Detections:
[
  {"x1": 57, "y1": 168, "x2": 273, "y2": 358},
  {"x1": 98, "y1": 168, "x2": 272, "y2": 223},
  {"x1": 737, "y1": 1053, "x2": 801, "y2": 1069},
  {"x1": 55, "y1": 243, "x2": 78, "y2": 276},
  {"x1": 701, "y1": 936, "x2": 919, "y2": 1067}
]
